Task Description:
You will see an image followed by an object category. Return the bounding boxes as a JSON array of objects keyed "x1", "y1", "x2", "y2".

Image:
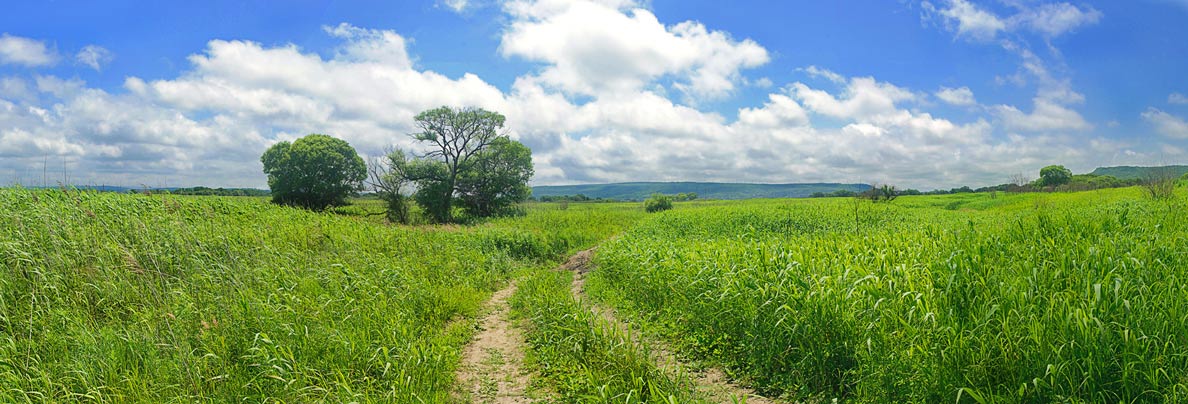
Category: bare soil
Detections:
[{"x1": 455, "y1": 282, "x2": 534, "y2": 404}]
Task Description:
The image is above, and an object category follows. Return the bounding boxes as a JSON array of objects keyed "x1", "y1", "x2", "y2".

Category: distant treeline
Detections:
[
  {"x1": 535, "y1": 192, "x2": 699, "y2": 203},
  {"x1": 811, "y1": 173, "x2": 1151, "y2": 199},
  {"x1": 164, "y1": 187, "x2": 271, "y2": 197}
]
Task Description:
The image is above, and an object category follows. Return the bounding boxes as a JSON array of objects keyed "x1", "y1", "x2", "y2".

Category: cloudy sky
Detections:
[{"x1": 1, "y1": 0, "x2": 1186, "y2": 189}]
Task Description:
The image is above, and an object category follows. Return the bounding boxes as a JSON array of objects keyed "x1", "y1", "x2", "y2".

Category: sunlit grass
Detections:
[
  {"x1": 590, "y1": 187, "x2": 1188, "y2": 402},
  {"x1": 0, "y1": 188, "x2": 637, "y2": 402}
]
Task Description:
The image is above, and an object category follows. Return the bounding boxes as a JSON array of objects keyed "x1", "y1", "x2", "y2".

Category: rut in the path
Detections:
[
  {"x1": 455, "y1": 282, "x2": 534, "y2": 404},
  {"x1": 562, "y1": 249, "x2": 780, "y2": 404}
]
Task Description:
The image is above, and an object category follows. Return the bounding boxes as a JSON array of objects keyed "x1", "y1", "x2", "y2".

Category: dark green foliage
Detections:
[
  {"x1": 1039, "y1": 165, "x2": 1073, "y2": 187},
  {"x1": 403, "y1": 159, "x2": 453, "y2": 223},
  {"x1": 643, "y1": 193, "x2": 673, "y2": 213},
  {"x1": 456, "y1": 137, "x2": 534, "y2": 218},
  {"x1": 168, "y1": 187, "x2": 270, "y2": 197},
  {"x1": 861, "y1": 184, "x2": 898, "y2": 202},
  {"x1": 398, "y1": 106, "x2": 532, "y2": 223},
  {"x1": 812, "y1": 189, "x2": 860, "y2": 198},
  {"x1": 261, "y1": 134, "x2": 366, "y2": 210}
]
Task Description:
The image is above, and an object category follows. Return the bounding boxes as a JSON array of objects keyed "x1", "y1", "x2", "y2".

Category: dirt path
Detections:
[
  {"x1": 562, "y1": 248, "x2": 779, "y2": 404},
  {"x1": 455, "y1": 282, "x2": 533, "y2": 404}
]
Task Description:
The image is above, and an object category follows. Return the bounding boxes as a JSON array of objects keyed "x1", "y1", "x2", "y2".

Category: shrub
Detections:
[
  {"x1": 1143, "y1": 167, "x2": 1177, "y2": 199},
  {"x1": 644, "y1": 193, "x2": 673, "y2": 213}
]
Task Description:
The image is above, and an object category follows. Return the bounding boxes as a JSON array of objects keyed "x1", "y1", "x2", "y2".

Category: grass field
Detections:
[
  {"x1": 3, "y1": 186, "x2": 1187, "y2": 402},
  {"x1": 0, "y1": 188, "x2": 636, "y2": 402},
  {"x1": 590, "y1": 188, "x2": 1188, "y2": 402}
]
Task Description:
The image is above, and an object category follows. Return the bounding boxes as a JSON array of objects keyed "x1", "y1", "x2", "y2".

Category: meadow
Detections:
[
  {"x1": 0, "y1": 188, "x2": 638, "y2": 402},
  {"x1": 590, "y1": 188, "x2": 1188, "y2": 402},
  {"x1": 2, "y1": 186, "x2": 1187, "y2": 403}
]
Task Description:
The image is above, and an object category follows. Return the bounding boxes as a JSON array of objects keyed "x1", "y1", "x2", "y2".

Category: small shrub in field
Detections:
[
  {"x1": 1143, "y1": 167, "x2": 1177, "y2": 199},
  {"x1": 644, "y1": 193, "x2": 673, "y2": 213}
]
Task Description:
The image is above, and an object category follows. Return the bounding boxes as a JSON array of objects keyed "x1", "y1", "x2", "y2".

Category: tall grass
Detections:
[
  {"x1": 590, "y1": 188, "x2": 1188, "y2": 402},
  {"x1": 0, "y1": 188, "x2": 632, "y2": 402}
]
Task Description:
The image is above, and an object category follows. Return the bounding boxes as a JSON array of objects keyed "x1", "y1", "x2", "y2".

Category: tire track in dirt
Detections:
[
  {"x1": 562, "y1": 248, "x2": 780, "y2": 404},
  {"x1": 455, "y1": 282, "x2": 534, "y2": 404}
]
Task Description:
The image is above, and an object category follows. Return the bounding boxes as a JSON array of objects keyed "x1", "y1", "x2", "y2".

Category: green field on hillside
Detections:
[{"x1": 3, "y1": 187, "x2": 1187, "y2": 402}]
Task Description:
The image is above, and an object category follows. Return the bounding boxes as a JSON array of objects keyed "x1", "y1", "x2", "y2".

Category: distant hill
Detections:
[
  {"x1": 531, "y1": 182, "x2": 871, "y2": 201},
  {"x1": 1089, "y1": 165, "x2": 1188, "y2": 180}
]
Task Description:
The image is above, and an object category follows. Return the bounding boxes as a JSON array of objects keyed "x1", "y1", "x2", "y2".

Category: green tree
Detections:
[
  {"x1": 261, "y1": 134, "x2": 366, "y2": 210},
  {"x1": 455, "y1": 137, "x2": 534, "y2": 217},
  {"x1": 400, "y1": 106, "x2": 533, "y2": 222},
  {"x1": 1039, "y1": 165, "x2": 1073, "y2": 187},
  {"x1": 644, "y1": 193, "x2": 673, "y2": 213}
]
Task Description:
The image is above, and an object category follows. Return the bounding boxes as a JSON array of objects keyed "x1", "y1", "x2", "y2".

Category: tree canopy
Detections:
[
  {"x1": 455, "y1": 137, "x2": 533, "y2": 217},
  {"x1": 381, "y1": 106, "x2": 533, "y2": 223},
  {"x1": 1039, "y1": 165, "x2": 1073, "y2": 187},
  {"x1": 261, "y1": 134, "x2": 366, "y2": 210}
]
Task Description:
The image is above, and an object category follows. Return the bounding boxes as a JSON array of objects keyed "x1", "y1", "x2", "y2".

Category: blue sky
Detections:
[{"x1": 1, "y1": 0, "x2": 1187, "y2": 189}]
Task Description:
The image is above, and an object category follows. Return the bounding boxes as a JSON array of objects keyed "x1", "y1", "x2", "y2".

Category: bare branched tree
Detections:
[
  {"x1": 862, "y1": 183, "x2": 898, "y2": 202},
  {"x1": 366, "y1": 148, "x2": 411, "y2": 223},
  {"x1": 1007, "y1": 173, "x2": 1032, "y2": 192},
  {"x1": 1143, "y1": 166, "x2": 1176, "y2": 200}
]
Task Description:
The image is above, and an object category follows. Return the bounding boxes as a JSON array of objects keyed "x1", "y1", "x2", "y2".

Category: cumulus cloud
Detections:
[
  {"x1": 1142, "y1": 108, "x2": 1188, "y2": 139},
  {"x1": 936, "y1": 86, "x2": 977, "y2": 106},
  {"x1": 500, "y1": 0, "x2": 768, "y2": 99},
  {"x1": 0, "y1": 34, "x2": 58, "y2": 67},
  {"x1": 1170, "y1": 92, "x2": 1188, "y2": 105},
  {"x1": 0, "y1": 8, "x2": 1139, "y2": 190},
  {"x1": 75, "y1": 45, "x2": 114, "y2": 71},
  {"x1": 994, "y1": 98, "x2": 1091, "y2": 132}
]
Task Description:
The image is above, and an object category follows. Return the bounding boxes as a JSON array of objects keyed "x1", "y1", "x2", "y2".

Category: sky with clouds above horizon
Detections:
[{"x1": 1, "y1": 0, "x2": 1187, "y2": 190}]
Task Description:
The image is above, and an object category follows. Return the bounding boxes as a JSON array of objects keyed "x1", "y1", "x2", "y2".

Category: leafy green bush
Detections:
[{"x1": 643, "y1": 193, "x2": 673, "y2": 213}]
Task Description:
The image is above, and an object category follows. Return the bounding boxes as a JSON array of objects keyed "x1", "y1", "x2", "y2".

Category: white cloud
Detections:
[
  {"x1": 738, "y1": 92, "x2": 809, "y2": 128},
  {"x1": 936, "y1": 86, "x2": 977, "y2": 106},
  {"x1": 994, "y1": 98, "x2": 1091, "y2": 132},
  {"x1": 924, "y1": 1, "x2": 1102, "y2": 40},
  {"x1": 323, "y1": 23, "x2": 413, "y2": 68},
  {"x1": 500, "y1": 0, "x2": 768, "y2": 99},
  {"x1": 0, "y1": 34, "x2": 58, "y2": 67},
  {"x1": 75, "y1": 45, "x2": 114, "y2": 71},
  {"x1": 0, "y1": 19, "x2": 1140, "y2": 190},
  {"x1": 439, "y1": 0, "x2": 469, "y2": 12},
  {"x1": 1142, "y1": 108, "x2": 1188, "y2": 139},
  {"x1": 1170, "y1": 92, "x2": 1188, "y2": 105},
  {"x1": 0, "y1": 77, "x2": 36, "y2": 103},
  {"x1": 923, "y1": 0, "x2": 1006, "y2": 41},
  {"x1": 1007, "y1": 2, "x2": 1102, "y2": 38},
  {"x1": 801, "y1": 65, "x2": 846, "y2": 84},
  {"x1": 791, "y1": 76, "x2": 917, "y2": 120}
]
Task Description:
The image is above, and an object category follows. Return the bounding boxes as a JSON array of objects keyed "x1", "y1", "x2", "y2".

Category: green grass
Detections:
[
  {"x1": 9, "y1": 186, "x2": 1188, "y2": 403},
  {"x1": 0, "y1": 188, "x2": 635, "y2": 402},
  {"x1": 590, "y1": 188, "x2": 1188, "y2": 402}
]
